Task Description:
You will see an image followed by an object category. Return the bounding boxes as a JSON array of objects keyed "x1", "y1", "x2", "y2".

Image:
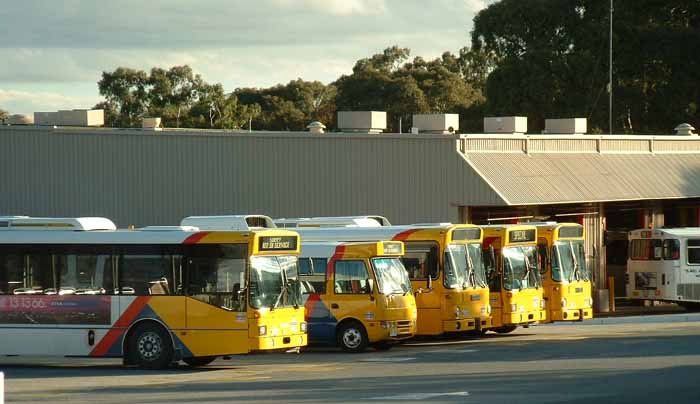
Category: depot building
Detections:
[{"x1": 2, "y1": 111, "x2": 700, "y2": 305}]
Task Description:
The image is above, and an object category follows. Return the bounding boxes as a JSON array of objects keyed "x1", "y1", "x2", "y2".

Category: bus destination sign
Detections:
[
  {"x1": 509, "y1": 229, "x2": 536, "y2": 243},
  {"x1": 452, "y1": 228, "x2": 482, "y2": 241},
  {"x1": 558, "y1": 226, "x2": 584, "y2": 239},
  {"x1": 259, "y1": 236, "x2": 298, "y2": 251}
]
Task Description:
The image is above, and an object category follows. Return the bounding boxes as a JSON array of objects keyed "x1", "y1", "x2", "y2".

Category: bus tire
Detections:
[
  {"x1": 373, "y1": 342, "x2": 393, "y2": 351},
  {"x1": 337, "y1": 321, "x2": 369, "y2": 353},
  {"x1": 127, "y1": 322, "x2": 174, "y2": 369},
  {"x1": 183, "y1": 356, "x2": 217, "y2": 367},
  {"x1": 495, "y1": 325, "x2": 517, "y2": 334}
]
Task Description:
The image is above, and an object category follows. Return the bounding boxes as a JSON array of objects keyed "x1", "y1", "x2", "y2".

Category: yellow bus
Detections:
[
  {"x1": 482, "y1": 224, "x2": 546, "y2": 333},
  {"x1": 299, "y1": 240, "x2": 417, "y2": 352},
  {"x1": 534, "y1": 222, "x2": 593, "y2": 321},
  {"x1": 0, "y1": 216, "x2": 307, "y2": 368},
  {"x1": 289, "y1": 224, "x2": 491, "y2": 336}
]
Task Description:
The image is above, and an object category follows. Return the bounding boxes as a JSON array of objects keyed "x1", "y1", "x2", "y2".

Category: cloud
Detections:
[
  {"x1": 0, "y1": 0, "x2": 496, "y2": 114},
  {"x1": 0, "y1": 89, "x2": 100, "y2": 115},
  {"x1": 273, "y1": 0, "x2": 387, "y2": 15}
]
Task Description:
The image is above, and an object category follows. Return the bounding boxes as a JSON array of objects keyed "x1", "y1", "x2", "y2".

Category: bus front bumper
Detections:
[
  {"x1": 249, "y1": 334, "x2": 307, "y2": 352},
  {"x1": 443, "y1": 317, "x2": 492, "y2": 332},
  {"x1": 368, "y1": 319, "x2": 416, "y2": 342},
  {"x1": 551, "y1": 308, "x2": 593, "y2": 321}
]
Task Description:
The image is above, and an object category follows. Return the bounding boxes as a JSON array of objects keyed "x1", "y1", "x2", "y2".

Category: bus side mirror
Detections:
[{"x1": 416, "y1": 276, "x2": 433, "y2": 294}]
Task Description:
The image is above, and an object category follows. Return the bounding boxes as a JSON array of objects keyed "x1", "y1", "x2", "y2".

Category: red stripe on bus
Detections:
[
  {"x1": 327, "y1": 245, "x2": 346, "y2": 278},
  {"x1": 393, "y1": 229, "x2": 419, "y2": 241},
  {"x1": 183, "y1": 232, "x2": 211, "y2": 244},
  {"x1": 90, "y1": 296, "x2": 152, "y2": 357}
]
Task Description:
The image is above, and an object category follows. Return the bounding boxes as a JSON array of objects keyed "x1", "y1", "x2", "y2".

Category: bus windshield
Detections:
[
  {"x1": 502, "y1": 246, "x2": 540, "y2": 290},
  {"x1": 372, "y1": 258, "x2": 412, "y2": 295},
  {"x1": 553, "y1": 241, "x2": 589, "y2": 282},
  {"x1": 444, "y1": 244, "x2": 488, "y2": 289},
  {"x1": 249, "y1": 255, "x2": 301, "y2": 309}
]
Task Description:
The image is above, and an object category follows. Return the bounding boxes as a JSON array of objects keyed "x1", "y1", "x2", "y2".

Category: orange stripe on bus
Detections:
[
  {"x1": 90, "y1": 296, "x2": 151, "y2": 357},
  {"x1": 183, "y1": 232, "x2": 211, "y2": 244},
  {"x1": 393, "y1": 229, "x2": 419, "y2": 241}
]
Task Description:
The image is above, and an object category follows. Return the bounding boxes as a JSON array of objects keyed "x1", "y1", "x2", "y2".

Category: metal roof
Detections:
[{"x1": 459, "y1": 135, "x2": 700, "y2": 205}]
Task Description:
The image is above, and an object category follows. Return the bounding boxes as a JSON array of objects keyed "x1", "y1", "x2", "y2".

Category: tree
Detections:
[
  {"x1": 148, "y1": 66, "x2": 201, "y2": 128},
  {"x1": 471, "y1": 0, "x2": 700, "y2": 133},
  {"x1": 0, "y1": 108, "x2": 8, "y2": 124},
  {"x1": 236, "y1": 79, "x2": 336, "y2": 131},
  {"x1": 336, "y1": 47, "x2": 484, "y2": 132},
  {"x1": 97, "y1": 67, "x2": 150, "y2": 128}
]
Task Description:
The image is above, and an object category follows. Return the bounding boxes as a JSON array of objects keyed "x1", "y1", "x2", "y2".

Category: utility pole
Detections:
[{"x1": 609, "y1": 0, "x2": 613, "y2": 135}]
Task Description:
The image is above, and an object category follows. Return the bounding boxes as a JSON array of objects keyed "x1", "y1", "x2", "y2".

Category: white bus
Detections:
[
  {"x1": 0, "y1": 216, "x2": 306, "y2": 368},
  {"x1": 627, "y1": 227, "x2": 700, "y2": 309}
]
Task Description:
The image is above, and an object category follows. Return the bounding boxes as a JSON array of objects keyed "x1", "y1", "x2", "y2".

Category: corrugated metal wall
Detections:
[{"x1": 0, "y1": 127, "x2": 505, "y2": 227}]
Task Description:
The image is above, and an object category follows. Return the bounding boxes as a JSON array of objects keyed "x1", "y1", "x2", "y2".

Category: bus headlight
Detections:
[
  {"x1": 585, "y1": 297, "x2": 593, "y2": 307},
  {"x1": 510, "y1": 304, "x2": 517, "y2": 312},
  {"x1": 300, "y1": 322, "x2": 307, "y2": 333},
  {"x1": 487, "y1": 304, "x2": 492, "y2": 314},
  {"x1": 540, "y1": 299, "x2": 546, "y2": 309},
  {"x1": 258, "y1": 325, "x2": 267, "y2": 336},
  {"x1": 454, "y1": 307, "x2": 461, "y2": 318},
  {"x1": 561, "y1": 298, "x2": 567, "y2": 309},
  {"x1": 380, "y1": 320, "x2": 390, "y2": 329}
]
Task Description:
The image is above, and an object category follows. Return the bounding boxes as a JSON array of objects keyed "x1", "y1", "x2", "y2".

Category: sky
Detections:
[{"x1": 0, "y1": 0, "x2": 493, "y2": 115}]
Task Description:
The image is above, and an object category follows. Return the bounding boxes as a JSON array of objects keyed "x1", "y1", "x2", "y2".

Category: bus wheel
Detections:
[
  {"x1": 337, "y1": 321, "x2": 369, "y2": 353},
  {"x1": 373, "y1": 342, "x2": 393, "y2": 351},
  {"x1": 183, "y1": 356, "x2": 217, "y2": 367},
  {"x1": 128, "y1": 323, "x2": 174, "y2": 369},
  {"x1": 495, "y1": 325, "x2": 517, "y2": 334}
]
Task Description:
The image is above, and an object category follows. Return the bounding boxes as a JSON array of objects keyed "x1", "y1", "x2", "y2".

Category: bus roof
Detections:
[
  {"x1": 180, "y1": 215, "x2": 276, "y2": 230},
  {"x1": 292, "y1": 224, "x2": 480, "y2": 244},
  {"x1": 0, "y1": 217, "x2": 117, "y2": 231},
  {"x1": 629, "y1": 227, "x2": 700, "y2": 239},
  {"x1": 274, "y1": 216, "x2": 391, "y2": 228}
]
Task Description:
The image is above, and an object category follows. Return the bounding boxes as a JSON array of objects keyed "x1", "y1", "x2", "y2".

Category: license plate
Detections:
[
  {"x1": 575, "y1": 287, "x2": 584, "y2": 293},
  {"x1": 470, "y1": 295, "x2": 481, "y2": 301}
]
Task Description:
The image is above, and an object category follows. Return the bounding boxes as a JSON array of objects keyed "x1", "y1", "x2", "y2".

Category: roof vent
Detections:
[
  {"x1": 674, "y1": 123, "x2": 696, "y2": 136},
  {"x1": 0, "y1": 217, "x2": 117, "y2": 231},
  {"x1": 180, "y1": 215, "x2": 276, "y2": 230},
  {"x1": 140, "y1": 226, "x2": 199, "y2": 232},
  {"x1": 484, "y1": 116, "x2": 527, "y2": 134},
  {"x1": 274, "y1": 216, "x2": 391, "y2": 228},
  {"x1": 306, "y1": 121, "x2": 326, "y2": 134},
  {"x1": 142, "y1": 117, "x2": 163, "y2": 131},
  {"x1": 337, "y1": 111, "x2": 387, "y2": 134},
  {"x1": 412, "y1": 114, "x2": 459, "y2": 135},
  {"x1": 544, "y1": 118, "x2": 587, "y2": 134}
]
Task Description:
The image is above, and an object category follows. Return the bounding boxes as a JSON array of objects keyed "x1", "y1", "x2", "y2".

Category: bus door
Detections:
[
  {"x1": 299, "y1": 257, "x2": 336, "y2": 343},
  {"x1": 482, "y1": 238, "x2": 502, "y2": 320},
  {"x1": 330, "y1": 260, "x2": 376, "y2": 327},
  {"x1": 180, "y1": 244, "x2": 248, "y2": 356}
]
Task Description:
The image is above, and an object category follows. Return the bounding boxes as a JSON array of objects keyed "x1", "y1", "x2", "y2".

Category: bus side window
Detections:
[
  {"x1": 537, "y1": 243, "x2": 548, "y2": 275},
  {"x1": 54, "y1": 247, "x2": 115, "y2": 295},
  {"x1": 663, "y1": 239, "x2": 680, "y2": 260},
  {"x1": 334, "y1": 261, "x2": 371, "y2": 294},
  {"x1": 185, "y1": 244, "x2": 248, "y2": 311},
  {"x1": 118, "y1": 246, "x2": 180, "y2": 296},
  {"x1": 0, "y1": 249, "x2": 25, "y2": 294},
  {"x1": 22, "y1": 251, "x2": 54, "y2": 294},
  {"x1": 298, "y1": 258, "x2": 327, "y2": 294}
]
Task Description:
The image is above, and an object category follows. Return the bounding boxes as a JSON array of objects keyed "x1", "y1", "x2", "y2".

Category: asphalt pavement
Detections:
[{"x1": 3, "y1": 319, "x2": 700, "y2": 403}]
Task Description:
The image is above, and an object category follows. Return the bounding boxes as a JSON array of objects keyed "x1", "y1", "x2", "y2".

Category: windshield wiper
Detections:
[
  {"x1": 272, "y1": 282, "x2": 288, "y2": 311},
  {"x1": 466, "y1": 251, "x2": 476, "y2": 289}
]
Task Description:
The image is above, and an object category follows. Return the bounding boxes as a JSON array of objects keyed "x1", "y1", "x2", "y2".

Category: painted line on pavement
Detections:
[
  {"x1": 359, "y1": 357, "x2": 416, "y2": 363},
  {"x1": 368, "y1": 391, "x2": 469, "y2": 400}
]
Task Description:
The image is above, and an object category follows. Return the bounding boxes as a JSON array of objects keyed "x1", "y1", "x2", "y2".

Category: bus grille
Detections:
[
  {"x1": 677, "y1": 284, "x2": 700, "y2": 301},
  {"x1": 396, "y1": 321, "x2": 413, "y2": 335}
]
